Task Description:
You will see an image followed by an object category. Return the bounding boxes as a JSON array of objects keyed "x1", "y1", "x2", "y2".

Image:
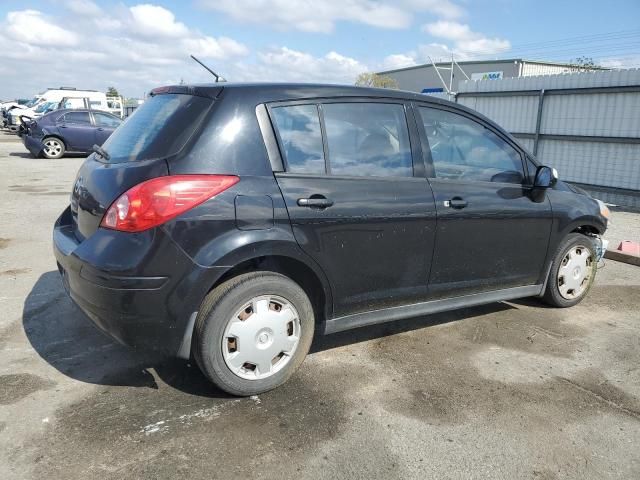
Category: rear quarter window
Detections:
[{"x1": 100, "y1": 93, "x2": 212, "y2": 163}]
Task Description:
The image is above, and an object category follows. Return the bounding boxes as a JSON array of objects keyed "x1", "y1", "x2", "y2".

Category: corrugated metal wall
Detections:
[
  {"x1": 457, "y1": 69, "x2": 640, "y2": 193},
  {"x1": 520, "y1": 62, "x2": 576, "y2": 77}
]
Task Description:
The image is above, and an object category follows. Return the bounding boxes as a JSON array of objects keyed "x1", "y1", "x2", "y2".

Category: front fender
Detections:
[{"x1": 560, "y1": 214, "x2": 607, "y2": 237}]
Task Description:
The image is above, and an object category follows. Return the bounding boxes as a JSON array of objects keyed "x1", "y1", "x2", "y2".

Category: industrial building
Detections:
[{"x1": 377, "y1": 59, "x2": 606, "y2": 94}]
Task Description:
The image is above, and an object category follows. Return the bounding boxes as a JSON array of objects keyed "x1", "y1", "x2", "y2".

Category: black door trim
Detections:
[{"x1": 324, "y1": 284, "x2": 543, "y2": 334}]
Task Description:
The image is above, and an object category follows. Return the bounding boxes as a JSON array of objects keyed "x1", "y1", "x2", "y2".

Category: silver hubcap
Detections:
[
  {"x1": 44, "y1": 139, "x2": 62, "y2": 156},
  {"x1": 222, "y1": 295, "x2": 301, "y2": 380},
  {"x1": 557, "y1": 245, "x2": 593, "y2": 300}
]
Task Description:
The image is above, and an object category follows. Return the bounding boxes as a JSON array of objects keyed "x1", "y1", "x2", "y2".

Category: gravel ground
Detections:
[
  {"x1": 1, "y1": 130, "x2": 639, "y2": 480},
  {"x1": 605, "y1": 210, "x2": 640, "y2": 252}
]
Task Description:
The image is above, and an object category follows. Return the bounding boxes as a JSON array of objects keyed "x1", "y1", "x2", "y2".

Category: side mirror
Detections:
[{"x1": 534, "y1": 165, "x2": 558, "y2": 188}]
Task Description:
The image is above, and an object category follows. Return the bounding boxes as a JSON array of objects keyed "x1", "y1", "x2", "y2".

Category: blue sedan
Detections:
[{"x1": 23, "y1": 109, "x2": 122, "y2": 159}]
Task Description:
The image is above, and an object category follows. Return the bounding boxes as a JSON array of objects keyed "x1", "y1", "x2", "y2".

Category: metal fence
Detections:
[{"x1": 456, "y1": 70, "x2": 640, "y2": 203}]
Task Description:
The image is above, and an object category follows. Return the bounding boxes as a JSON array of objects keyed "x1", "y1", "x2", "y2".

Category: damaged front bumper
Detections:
[{"x1": 594, "y1": 236, "x2": 609, "y2": 262}]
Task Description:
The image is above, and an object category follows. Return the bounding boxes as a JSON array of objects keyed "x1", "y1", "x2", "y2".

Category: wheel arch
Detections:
[
  {"x1": 563, "y1": 215, "x2": 607, "y2": 237},
  {"x1": 211, "y1": 254, "x2": 332, "y2": 323}
]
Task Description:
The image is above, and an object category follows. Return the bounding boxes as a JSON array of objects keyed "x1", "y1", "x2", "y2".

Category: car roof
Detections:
[
  {"x1": 156, "y1": 82, "x2": 489, "y2": 118},
  {"x1": 157, "y1": 82, "x2": 454, "y2": 103},
  {"x1": 159, "y1": 82, "x2": 514, "y2": 138}
]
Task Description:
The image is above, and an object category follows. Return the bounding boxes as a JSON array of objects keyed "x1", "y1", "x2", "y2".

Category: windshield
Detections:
[
  {"x1": 34, "y1": 102, "x2": 55, "y2": 113},
  {"x1": 100, "y1": 93, "x2": 212, "y2": 163},
  {"x1": 25, "y1": 97, "x2": 41, "y2": 108}
]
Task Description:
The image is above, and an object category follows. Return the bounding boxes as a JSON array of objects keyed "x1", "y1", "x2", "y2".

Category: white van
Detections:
[{"x1": 7, "y1": 88, "x2": 114, "y2": 129}]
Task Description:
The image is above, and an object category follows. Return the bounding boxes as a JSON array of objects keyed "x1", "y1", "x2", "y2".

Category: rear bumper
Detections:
[
  {"x1": 23, "y1": 135, "x2": 43, "y2": 157},
  {"x1": 53, "y1": 206, "x2": 227, "y2": 356}
]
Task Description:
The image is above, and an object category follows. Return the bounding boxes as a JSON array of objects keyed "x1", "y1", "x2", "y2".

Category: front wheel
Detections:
[
  {"x1": 193, "y1": 272, "x2": 315, "y2": 396},
  {"x1": 42, "y1": 137, "x2": 65, "y2": 159},
  {"x1": 542, "y1": 233, "x2": 597, "y2": 307}
]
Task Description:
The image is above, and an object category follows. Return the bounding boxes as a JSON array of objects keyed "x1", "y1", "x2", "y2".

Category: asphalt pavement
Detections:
[{"x1": 1, "y1": 130, "x2": 639, "y2": 480}]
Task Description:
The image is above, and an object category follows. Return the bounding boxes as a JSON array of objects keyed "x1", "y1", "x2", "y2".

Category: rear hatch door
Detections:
[
  {"x1": 69, "y1": 88, "x2": 221, "y2": 240},
  {"x1": 70, "y1": 157, "x2": 169, "y2": 241}
]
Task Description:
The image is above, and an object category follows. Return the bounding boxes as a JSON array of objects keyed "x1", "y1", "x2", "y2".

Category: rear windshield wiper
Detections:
[{"x1": 92, "y1": 144, "x2": 110, "y2": 161}]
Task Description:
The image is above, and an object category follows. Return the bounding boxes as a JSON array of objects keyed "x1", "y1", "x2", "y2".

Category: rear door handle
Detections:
[
  {"x1": 297, "y1": 197, "x2": 334, "y2": 208},
  {"x1": 445, "y1": 197, "x2": 468, "y2": 209}
]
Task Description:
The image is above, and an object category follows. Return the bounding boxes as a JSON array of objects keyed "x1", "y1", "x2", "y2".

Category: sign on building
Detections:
[{"x1": 471, "y1": 71, "x2": 504, "y2": 81}]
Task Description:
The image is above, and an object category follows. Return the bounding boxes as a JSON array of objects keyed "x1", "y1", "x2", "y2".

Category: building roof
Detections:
[{"x1": 377, "y1": 58, "x2": 609, "y2": 75}]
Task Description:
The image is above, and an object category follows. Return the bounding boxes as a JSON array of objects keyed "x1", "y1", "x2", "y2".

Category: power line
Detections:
[
  {"x1": 476, "y1": 29, "x2": 640, "y2": 51},
  {"x1": 456, "y1": 36, "x2": 640, "y2": 58},
  {"x1": 444, "y1": 29, "x2": 640, "y2": 59}
]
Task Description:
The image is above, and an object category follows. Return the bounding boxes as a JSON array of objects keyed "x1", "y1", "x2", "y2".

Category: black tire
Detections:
[
  {"x1": 42, "y1": 137, "x2": 65, "y2": 159},
  {"x1": 542, "y1": 233, "x2": 597, "y2": 308},
  {"x1": 193, "y1": 272, "x2": 314, "y2": 396}
]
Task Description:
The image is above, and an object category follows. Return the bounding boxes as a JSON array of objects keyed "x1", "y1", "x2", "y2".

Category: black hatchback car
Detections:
[{"x1": 53, "y1": 83, "x2": 610, "y2": 396}]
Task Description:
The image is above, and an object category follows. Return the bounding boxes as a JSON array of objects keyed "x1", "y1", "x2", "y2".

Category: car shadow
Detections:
[
  {"x1": 9, "y1": 151, "x2": 33, "y2": 159},
  {"x1": 23, "y1": 271, "x2": 234, "y2": 399},
  {"x1": 509, "y1": 297, "x2": 552, "y2": 309},
  {"x1": 311, "y1": 301, "x2": 516, "y2": 353},
  {"x1": 24, "y1": 271, "x2": 518, "y2": 399}
]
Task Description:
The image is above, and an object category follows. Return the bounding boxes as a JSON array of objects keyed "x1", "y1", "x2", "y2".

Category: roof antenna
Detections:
[{"x1": 190, "y1": 55, "x2": 226, "y2": 83}]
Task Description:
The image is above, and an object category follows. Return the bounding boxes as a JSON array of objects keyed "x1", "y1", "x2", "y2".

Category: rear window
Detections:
[{"x1": 100, "y1": 93, "x2": 212, "y2": 162}]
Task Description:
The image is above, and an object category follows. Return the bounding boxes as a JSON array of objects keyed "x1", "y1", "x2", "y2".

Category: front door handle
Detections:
[
  {"x1": 297, "y1": 197, "x2": 334, "y2": 208},
  {"x1": 445, "y1": 197, "x2": 468, "y2": 209}
]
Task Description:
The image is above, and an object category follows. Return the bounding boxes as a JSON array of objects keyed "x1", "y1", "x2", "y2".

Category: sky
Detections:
[{"x1": 1, "y1": 0, "x2": 639, "y2": 100}]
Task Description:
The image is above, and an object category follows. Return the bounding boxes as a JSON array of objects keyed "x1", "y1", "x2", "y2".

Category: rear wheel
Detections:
[
  {"x1": 543, "y1": 233, "x2": 597, "y2": 307},
  {"x1": 42, "y1": 137, "x2": 65, "y2": 159},
  {"x1": 193, "y1": 272, "x2": 314, "y2": 396}
]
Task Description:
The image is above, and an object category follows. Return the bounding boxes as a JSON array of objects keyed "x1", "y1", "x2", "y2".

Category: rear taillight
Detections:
[{"x1": 101, "y1": 175, "x2": 239, "y2": 232}]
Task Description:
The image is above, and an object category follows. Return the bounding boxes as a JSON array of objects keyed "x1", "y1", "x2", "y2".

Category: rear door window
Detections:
[
  {"x1": 322, "y1": 103, "x2": 412, "y2": 177},
  {"x1": 60, "y1": 111, "x2": 91, "y2": 125},
  {"x1": 93, "y1": 112, "x2": 122, "y2": 128},
  {"x1": 100, "y1": 93, "x2": 212, "y2": 163},
  {"x1": 271, "y1": 105, "x2": 325, "y2": 174}
]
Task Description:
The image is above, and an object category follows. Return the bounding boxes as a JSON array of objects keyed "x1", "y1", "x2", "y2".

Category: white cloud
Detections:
[
  {"x1": 129, "y1": 4, "x2": 189, "y2": 37},
  {"x1": 0, "y1": 5, "x2": 251, "y2": 99},
  {"x1": 0, "y1": 2, "x2": 511, "y2": 101},
  {"x1": 599, "y1": 55, "x2": 640, "y2": 69},
  {"x1": 63, "y1": 0, "x2": 102, "y2": 16},
  {"x1": 183, "y1": 36, "x2": 249, "y2": 59},
  {"x1": 236, "y1": 47, "x2": 366, "y2": 83},
  {"x1": 0, "y1": 5, "x2": 368, "y2": 99},
  {"x1": 382, "y1": 54, "x2": 417, "y2": 70},
  {"x1": 423, "y1": 20, "x2": 510, "y2": 56},
  {"x1": 378, "y1": 44, "x2": 455, "y2": 73},
  {"x1": 6, "y1": 10, "x2": 79, "y2": 47},
  {"x1": 198, "y1": 0, "x2": 464, "y2": 33}
]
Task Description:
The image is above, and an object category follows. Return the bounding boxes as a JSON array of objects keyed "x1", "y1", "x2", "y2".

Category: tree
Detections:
[
  {"x1": 355, "y1": 72, "x2": 399, "y2": 89},
  {"x1": 568, "y1": 57, "x2": 600, "y2": 72},
  {"x1": 106, "y1": 86, "x2": 120, "y2": 98}
]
